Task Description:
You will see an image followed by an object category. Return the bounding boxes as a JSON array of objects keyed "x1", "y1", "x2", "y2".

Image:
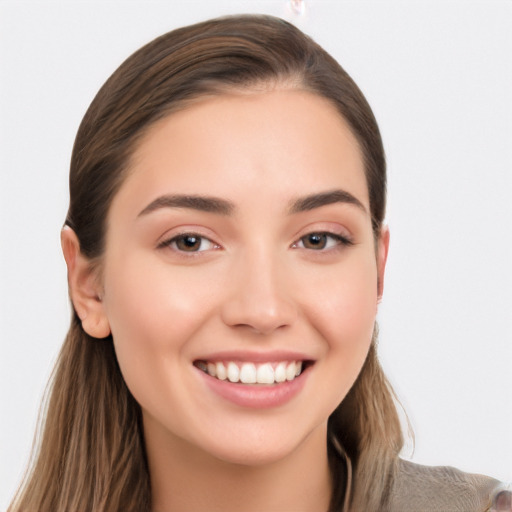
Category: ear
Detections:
[
  {"x1": 376, "y1": 225, "x2": 390, "y2": 302},
  {"x1": 61, "y1": 226, "x2": 111, "y2": 339}
]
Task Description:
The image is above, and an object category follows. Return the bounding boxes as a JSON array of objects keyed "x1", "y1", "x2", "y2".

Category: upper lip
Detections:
[{"x1": 193, "y1": 350, "x2": 315, "y2": 363}]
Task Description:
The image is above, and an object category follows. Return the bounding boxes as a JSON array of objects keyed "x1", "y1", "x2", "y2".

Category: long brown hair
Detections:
[{"x1": 9, "y1": 14, "x2": 403, "y2": 512}]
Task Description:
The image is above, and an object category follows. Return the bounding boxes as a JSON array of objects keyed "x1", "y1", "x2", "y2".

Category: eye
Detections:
[
  {"x1": 159, "y1": 233, "x2": 219, "y2": 253},
  {"x1": 293, "y1": 232, "x2": 353, "y2": 250}
]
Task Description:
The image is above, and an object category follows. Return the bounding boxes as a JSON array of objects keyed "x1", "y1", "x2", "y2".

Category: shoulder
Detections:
[{"x1": 388, "y1": 458, "x2": 506, "y2": 512}]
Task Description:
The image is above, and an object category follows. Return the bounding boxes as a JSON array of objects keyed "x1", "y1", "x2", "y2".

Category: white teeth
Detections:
[
  {"x1": 198, "y1": 360, "x2": 306, "y2": 384},
  {"x1": 274, "y1": 362, "x2": 287, "y2": 383},
  {"x1": 207, "y1": 362, "x2": 216, "y2": 377},
  {"x1": 216, "y1": 361, "x2": 227, "y2": 380},
  {"x1": 256, "y1": 363, "x2": 275, "y2": 384},
  {"x1": 227, "y1": 362, "x2": 240, "y2": 383},
  {"x1": 286, "y1": 362, "x2": 297, "y2": 381},
  {"x1": 239, "y1": 363, "x2": 257, "y2": 384}
]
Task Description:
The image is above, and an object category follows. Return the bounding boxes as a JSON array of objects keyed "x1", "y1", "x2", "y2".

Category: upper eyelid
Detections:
[
  {"x1": 293, "y1": 226, "x2": 354, "y2": 243},
  {"x1": 292, "y1": 220, "x2": 353, "y2": 237},
  {"x1": 157, "y1": 228, "x2": 219, "y2": 247}
]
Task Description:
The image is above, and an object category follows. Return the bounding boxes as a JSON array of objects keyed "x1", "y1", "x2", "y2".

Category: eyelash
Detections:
[
  {"x1": 292, "y1": 232, "x2": 354, "y2": 251},
  {"x1": 158, "y1": 231, "x2": 353, "y2": 254},
  {"x1": 158, "y1": 233, "x2": 220, "y2": 253}
]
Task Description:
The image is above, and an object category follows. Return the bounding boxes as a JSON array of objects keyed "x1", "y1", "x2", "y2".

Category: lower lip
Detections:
[{"x1": 198, "y1": 367, "x2": 310, "y2": 409}]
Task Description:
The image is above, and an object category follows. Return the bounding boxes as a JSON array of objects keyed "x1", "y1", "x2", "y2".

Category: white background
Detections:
[{"x1": 1, "y1": 0, "x2": 511, "y2": 507}]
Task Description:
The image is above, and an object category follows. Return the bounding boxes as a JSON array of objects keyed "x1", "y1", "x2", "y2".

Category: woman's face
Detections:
[{"x1": 97, "y1": 89, "x2": 388, "y2": 465}]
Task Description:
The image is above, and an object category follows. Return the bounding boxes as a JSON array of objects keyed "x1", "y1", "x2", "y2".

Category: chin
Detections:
[
  {"x1": 197, "y1": 421, "x2": 325, "y2": 468},
  {"x1": 208, "y1": 442, "x2": 299, "y2": 468}
]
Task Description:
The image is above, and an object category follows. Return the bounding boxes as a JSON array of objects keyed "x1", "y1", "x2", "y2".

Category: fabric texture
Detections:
[{"x1": 388, "y1": 459, "x2": 507, "y2": 512}]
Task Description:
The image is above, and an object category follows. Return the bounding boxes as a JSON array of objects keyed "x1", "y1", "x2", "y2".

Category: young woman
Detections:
[{"x1": 8, "y1": 14, "x2": 507, "y2": 512}]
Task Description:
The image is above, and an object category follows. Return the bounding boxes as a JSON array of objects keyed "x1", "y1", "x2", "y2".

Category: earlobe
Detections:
[
  {"x1": 377, "y1": 226, "x2": 390, "y2": 302},
  {"x1": 61, "y1": 226, "x2": 111, "y2": 339}
]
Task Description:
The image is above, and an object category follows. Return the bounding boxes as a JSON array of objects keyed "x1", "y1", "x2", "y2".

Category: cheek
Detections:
[
  {"x1": 104, "y1": 251, "x2": 218, "y2": 334},
  {"x1": 308, "y1": 254, "x2": 378, "y2": 342},
  {"x1": 101, "y1": 255, "x2": 217, "y2": 396},
  {"x1": 302, "y1": 254, "x2": 378, "y2": 402}
]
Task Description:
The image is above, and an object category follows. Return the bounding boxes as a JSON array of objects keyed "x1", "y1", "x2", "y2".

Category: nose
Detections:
[{"x1": 220, "y1": 250, "x2": 298, "y2": 335}]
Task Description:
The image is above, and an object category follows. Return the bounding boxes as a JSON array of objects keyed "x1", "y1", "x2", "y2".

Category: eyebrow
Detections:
[
  {"x1": 137, "y1": 188, "x2": 366, "y2": 218},
  {"x1": 138, "y1": 194, "x2": 235, "y2": 217},
  {"x1": 288, "y1": 189, "x2": 367, "y2": 214}
]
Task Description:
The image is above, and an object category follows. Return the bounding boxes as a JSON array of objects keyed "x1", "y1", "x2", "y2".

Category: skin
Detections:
[{"x1": 62, "y1": 89, "x2": 389, "y2": 512}]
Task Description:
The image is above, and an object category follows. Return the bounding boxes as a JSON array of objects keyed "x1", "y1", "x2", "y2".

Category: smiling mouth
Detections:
[{"x1": 194, "y1": 360, "x2": 312, "y2": 385}]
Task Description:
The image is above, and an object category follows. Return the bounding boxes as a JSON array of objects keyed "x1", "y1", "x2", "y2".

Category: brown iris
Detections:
[
  {"x1": 301, "y1": 233, "x2": 328, "y2": 250},
  {"x1": 175, "y1": 235, "x2": 202, "y2": 252}
]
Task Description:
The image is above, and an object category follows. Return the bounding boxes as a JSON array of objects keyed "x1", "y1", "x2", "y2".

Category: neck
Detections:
[{"x1": 145, "y1": 418, "x2": 333, "y2": 512}]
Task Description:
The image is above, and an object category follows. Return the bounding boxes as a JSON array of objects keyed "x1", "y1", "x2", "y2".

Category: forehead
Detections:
[{"x1": 116, "y1": 89, "x2": 368, "y2": 217}]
